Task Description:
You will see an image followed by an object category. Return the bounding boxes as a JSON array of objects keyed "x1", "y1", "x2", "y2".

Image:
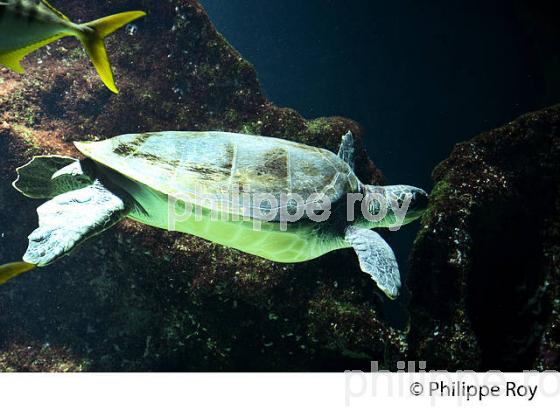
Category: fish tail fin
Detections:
[
  {"x1": 78, "y1": 11, "x2": 146, "y2": 94},
  {"x1": 0, "y1": 52, "x2": 25, "y2": 73},
  {"x1": 0, "y1": 262, "x2": 36, "y2": 285}
]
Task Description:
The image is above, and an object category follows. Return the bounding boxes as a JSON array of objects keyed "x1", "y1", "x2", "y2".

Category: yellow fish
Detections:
[
  {"x1": 0, "y1": 0, "x2": 146, "y2": 93},
  {"x1": 0, "y1": 261, "x2": 35, "y2": 285}
]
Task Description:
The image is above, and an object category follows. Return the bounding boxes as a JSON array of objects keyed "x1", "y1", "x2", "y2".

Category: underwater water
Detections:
[
  {"x1": 202, "y1": 0, "x2": 559, "y2": 184},
  {"x1": 0, "y1": 0, "x2": 559, "y2": 372}
]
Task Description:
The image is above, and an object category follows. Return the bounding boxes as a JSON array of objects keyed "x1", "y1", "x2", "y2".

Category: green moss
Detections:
[
  {"x1": 10, "y1": 124, "x2": 41, "y2": 156},
  {"x1": 241, "y1": 120, "x2": 264, "y2": 135},
  {"x1": 332, "y1": 300, "x2": 362, "y2": 317},
  {"x1": 429, "y1": 180, "x2": 452, "y2": 202},
  {"x1": 307, "y1": 118, "x2": 333, "y2": 135},
  {"x1": 65, "y1": 46, "x2": 86, "y2": 62},
  {"x1": 5, "y1": 89, "x2": 37, "y2": 127},
  {"x1": 0, "y1": 343, "x2": 91, "y2": 372}
]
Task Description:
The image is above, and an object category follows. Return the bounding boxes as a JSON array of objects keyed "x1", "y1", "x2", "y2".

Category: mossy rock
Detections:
[{"x1": 408, "y1": 105, "x2": 560, "y2": 371}]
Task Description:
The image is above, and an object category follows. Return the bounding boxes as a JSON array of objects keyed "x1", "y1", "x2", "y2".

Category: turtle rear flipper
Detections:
[
  {"x1": 345, "y1": 226, "x2": 401, "y2": 299},
  {"x1": 24, "y1": 180, "x2": 129, "y2": 266},
  {"x1": 13, "y1": 156, "x2": 94, "y2": 199}
]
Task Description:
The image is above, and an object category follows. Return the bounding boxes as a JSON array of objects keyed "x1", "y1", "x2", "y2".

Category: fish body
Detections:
[
  {"x1": 0, "y1": 0, "x2": 145, "y2": 92},
  {"x1": 0, "y1": 0, "x2": 77, "y2": 52}
]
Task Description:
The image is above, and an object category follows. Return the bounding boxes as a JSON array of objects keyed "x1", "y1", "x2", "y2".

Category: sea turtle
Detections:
[{"x1": 0, "y1": 131, "x2": 428, "y2": 299}]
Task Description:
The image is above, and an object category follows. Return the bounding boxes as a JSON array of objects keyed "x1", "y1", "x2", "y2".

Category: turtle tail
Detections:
[{"x1": 12, "y1": 156, "x2": 93, "y2": 199}]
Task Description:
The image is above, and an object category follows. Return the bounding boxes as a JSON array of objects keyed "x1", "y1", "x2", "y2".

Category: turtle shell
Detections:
[{"x1": 74, "y1": 131, "x2": 360, "y2": 220}]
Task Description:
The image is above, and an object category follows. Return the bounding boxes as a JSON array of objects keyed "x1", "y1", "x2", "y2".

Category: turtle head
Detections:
[
  {"x1": 387, "y1": 185, "x2": 429, "y2": 223},
  {"x1": 360, "y1": 184, "x2": 429, "y2": 230}
]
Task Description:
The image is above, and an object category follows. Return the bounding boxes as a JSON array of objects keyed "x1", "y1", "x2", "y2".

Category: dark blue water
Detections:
[
  {"x1": 200, "y1": 0, "x2": 557, "y2": 186},
  {"x1": 199, "y1": 0, "x2": 560, "y2": 322}
]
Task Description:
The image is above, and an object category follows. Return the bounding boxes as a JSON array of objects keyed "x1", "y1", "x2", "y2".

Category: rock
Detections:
[
  {"x1": 0, "y1": 342, "x2": 89, "y2": 372},
  {"x1": 0, "y1": 0, "x2": 400, "y2": 370},
  {"x1": 407, "y1": 105, "x2": 560, "y2": 371}
]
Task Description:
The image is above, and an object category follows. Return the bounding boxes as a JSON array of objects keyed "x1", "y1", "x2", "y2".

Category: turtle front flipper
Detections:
[
  {"x1": 345, "y1": 226, "x2": 401, "y2": 299},
  {"x1": 23, "y1": 180, "x2": 129, "y2": 266}
]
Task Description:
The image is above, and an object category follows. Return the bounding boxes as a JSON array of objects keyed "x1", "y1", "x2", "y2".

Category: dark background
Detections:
[{"x1": 200, "y1": 0, "x2": 560, "y2": 321}]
